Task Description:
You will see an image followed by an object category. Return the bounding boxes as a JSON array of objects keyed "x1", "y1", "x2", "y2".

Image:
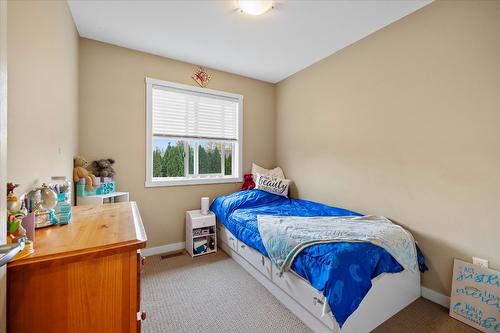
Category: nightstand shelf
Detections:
[
  {"x1": 193, "y1": 249, "x2": 217, "y2": 257},
  {"x1": 186, "y1": 210, "x2": 217, "y2": 257},
  {"x1": 194, "y1": 233, "x2": 215, "y2": 238}
]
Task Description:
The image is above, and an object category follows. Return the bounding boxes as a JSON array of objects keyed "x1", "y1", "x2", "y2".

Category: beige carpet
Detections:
[
  {"x1": 141, "y1": 250, "x2": 312, "y2": 333},
  {"x1": 141, "y1": 250, "x2": 478, "y2": 333}
]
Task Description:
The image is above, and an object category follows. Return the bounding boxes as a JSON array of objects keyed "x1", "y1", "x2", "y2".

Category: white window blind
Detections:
[{"x1": 152, "y1": 85, "x2": 239, "y2": 141}]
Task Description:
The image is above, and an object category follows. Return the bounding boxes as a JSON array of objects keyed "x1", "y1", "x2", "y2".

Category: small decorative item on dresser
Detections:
[
  {"x1": 25, "y1": 184, "x2": 59, "y2": 228},
  {"x1": 51, "y1": 176, "x2": 72, "y2": 204},
  {"x1": 6, "y1": 183, "x2": 21, "y2": 212},
  {"x1": 6, "y1": 182, "x2": 34, "y2": 260},
  {"x1": 185, "y1": 210, "x2": 217, "y2": 257},
  {"x1": 50, "y1": 176, "x2": 73, "y2": 224}
]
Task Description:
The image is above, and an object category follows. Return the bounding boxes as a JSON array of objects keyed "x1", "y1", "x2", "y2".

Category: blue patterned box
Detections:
[
  {"x1": 96, "y1": 181, "x2": 115, "y2": 195},
  {"x1": 76, "y1": 181, "x2": 115, "y2": 196}
]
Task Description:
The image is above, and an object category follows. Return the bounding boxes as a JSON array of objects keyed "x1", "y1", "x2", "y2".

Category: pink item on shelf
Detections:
[{"x1": 21, "y1": 213, "x2": 35, "y2": 241}]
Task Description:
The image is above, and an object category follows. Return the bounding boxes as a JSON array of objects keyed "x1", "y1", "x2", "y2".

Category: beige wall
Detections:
[
  {"x1": 276, "y1": 0, "x2": 500, "y2": 295},
  {"x1": 79, "y1": 38, "x2": 275, "y2": 248},
  {"x1": 8, "y1": 0, "x2": 497, "y2": 298},
  {"x1": 7, "y1": 0, "x2": 79, "y2": 193}
]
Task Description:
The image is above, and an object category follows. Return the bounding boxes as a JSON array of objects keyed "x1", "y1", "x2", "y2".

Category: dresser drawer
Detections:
[
  {"x1": 237, "y1": 241, "x2": 272, "y2": 279},
  {"x1": 137, "y1": 250, "x2": 146, "y2": 332},
  {"x1": 272, "y1": 270, "x2": 335, "y2": 329},
  {"x1": 217, "y1": 223, "x2": 238, "y2": 253}
]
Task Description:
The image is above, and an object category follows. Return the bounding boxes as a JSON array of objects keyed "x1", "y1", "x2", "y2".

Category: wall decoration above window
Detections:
[{"x1": 192, "y1": 66, "x2": 212, "y2": 88}]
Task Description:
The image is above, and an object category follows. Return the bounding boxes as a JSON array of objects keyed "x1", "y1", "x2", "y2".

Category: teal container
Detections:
[
  {"x1": 96, "y1": 181, "x2": 115, "y2": 195},
  {"x1": 56, "y1": 202, "x2": 72, "y2": 225},
  {"x1": 76, "y1": 181, "x2": 115, "y2": 196},
  {"x1": 76, "y1": 184, "x2": 97, "y2": 197}
]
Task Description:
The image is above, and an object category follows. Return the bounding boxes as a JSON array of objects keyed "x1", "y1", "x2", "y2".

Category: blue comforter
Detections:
[{"x1": 211, "y1": 190, "x2": 426, "y2": 328}]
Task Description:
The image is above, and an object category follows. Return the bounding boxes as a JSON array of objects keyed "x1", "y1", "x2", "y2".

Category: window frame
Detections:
[{"x1": 145, "y1": 77, "x2": 243, "y2": 187}]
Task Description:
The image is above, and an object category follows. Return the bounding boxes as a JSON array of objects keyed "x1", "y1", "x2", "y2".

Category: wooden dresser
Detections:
[{"x1": 7, "y1": 202, "x2": 147, "y2": 333}]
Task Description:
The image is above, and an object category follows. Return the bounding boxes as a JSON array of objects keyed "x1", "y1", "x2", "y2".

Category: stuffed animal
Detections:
[
  {"x1": 91, "y1": 158, "x2": 116, "y2": 179},
  {"x1": 241, "y1": 173, "x2": 255, "y2": 191},
  {"x1": 73, "y1": 156, "x2": 98, "y2": 192}
]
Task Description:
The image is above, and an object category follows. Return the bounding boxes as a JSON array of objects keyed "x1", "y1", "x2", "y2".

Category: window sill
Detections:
[{"x1": 145, "y1": 176, "x2": 242, "y2": 187}]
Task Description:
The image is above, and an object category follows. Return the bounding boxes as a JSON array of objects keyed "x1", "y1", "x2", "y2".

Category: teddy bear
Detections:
[
  {"x1": 73, "y1": 156, "x2": 99, "y2": 192},
  {"x1": 241, "y1": 173, "x2": 255, "y2": 191},
  {"x1": 91, "y1": 158, "x2": 116, "y2": 179}
]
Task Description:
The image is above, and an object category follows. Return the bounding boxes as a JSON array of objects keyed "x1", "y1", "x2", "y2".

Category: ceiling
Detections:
[{"x1": 68, "y1": 0, "x2": 431, "y2": 83}]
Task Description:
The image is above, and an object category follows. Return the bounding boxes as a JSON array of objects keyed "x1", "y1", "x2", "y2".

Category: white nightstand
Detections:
[{"x1": 185, "y1": 210, "x2": 217, "y2": 257}]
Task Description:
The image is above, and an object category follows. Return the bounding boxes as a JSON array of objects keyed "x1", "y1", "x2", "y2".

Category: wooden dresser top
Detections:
[{"x1": 8, "y1": 202, "x2": 147, "y2": 268}]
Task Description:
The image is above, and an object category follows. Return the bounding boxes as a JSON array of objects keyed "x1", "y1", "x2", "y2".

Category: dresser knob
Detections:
[
  {"x1": 141, "y1": 256, "x2": 146, "y2": 266},
  {"x1": 137, "y1": 311, "x2": 147, "y2": 321}
]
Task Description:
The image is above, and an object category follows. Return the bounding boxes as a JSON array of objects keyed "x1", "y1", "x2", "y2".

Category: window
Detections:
[{"x1": 146, "y1": 78, "x2": 243, "y2": 187}]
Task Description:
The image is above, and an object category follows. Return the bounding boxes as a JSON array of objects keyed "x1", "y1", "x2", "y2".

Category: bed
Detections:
[{"x1": 211, "y1": 189, "x2": 426, "y2": 332}]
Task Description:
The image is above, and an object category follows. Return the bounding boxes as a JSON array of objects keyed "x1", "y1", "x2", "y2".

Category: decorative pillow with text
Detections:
[
  {"x1": 255, "y1": 174, "x2": 290, "y2": 197},
  {"x1": 252, "y1": 163, "x2": 285, "y2": 179}
]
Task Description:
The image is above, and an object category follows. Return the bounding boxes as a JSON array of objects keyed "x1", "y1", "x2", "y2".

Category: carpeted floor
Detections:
[
  {"x1": 372, "y1": 298, "x2": 478, "y2": 333},
  {"x1": 141, "y1": 250, "x2": 477, "y2": 333},
  {"x1": 141, "y1": 250, "x2": 311, "y2": 333}
]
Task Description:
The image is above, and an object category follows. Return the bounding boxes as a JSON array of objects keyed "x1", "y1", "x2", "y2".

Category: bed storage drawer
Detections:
[
  {"x1": 237, "y1": 242, "x2": 272, "y2": 279},
  {"x1": 272, "y1": 270, "x2": 335, "y2": 329},
  {"x1": 217, "y1": 222, "x2": 238, "y2": 253}
]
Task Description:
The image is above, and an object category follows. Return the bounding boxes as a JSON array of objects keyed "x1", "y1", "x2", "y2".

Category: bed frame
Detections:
[{"x1": 217, "y1": 222, "x2": 420, "y2": 333}]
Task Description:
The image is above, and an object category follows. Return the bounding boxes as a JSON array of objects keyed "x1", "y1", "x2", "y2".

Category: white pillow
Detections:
[
  {"x1": 252, "y1": 163, "x2": 285, "y2": 179},
  {"x1": 255, "y1": 174, "x2": 290, "y2": 197}
]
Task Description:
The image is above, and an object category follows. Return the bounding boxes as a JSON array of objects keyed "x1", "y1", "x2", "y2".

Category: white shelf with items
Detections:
[
  {"x1": 185, "y1": 210, "x2": 217, "y2": 257},
  {"x1": 76, "y1": 192, "x2": 129, "y2": 206}
]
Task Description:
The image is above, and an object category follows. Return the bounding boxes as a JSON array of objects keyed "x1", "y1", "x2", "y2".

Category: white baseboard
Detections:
[
  {"x1": 141, "y1": 242, "x2": 185, "y2": 257},
  {"x1": 421, "y1": 286, "x2": 450, "y2": 308}
]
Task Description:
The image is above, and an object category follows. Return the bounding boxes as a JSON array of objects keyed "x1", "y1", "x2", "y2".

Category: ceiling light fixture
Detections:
[{"x1": 238, "y1": 0, "x2": 273, "y2": 16}]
